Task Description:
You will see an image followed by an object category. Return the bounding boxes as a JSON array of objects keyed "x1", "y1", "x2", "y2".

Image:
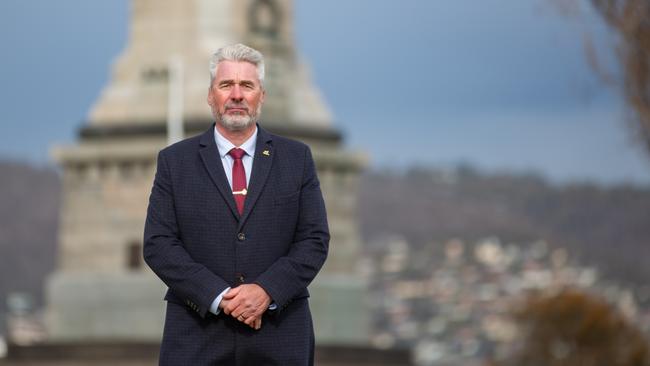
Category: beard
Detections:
[{"x1": 213, "y1": 101, "x2": 262, "y2": 132}]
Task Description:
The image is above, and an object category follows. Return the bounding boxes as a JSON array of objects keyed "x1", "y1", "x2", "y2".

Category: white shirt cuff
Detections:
[{"x1": 209, "y1": 287, "x2": 231, "y2": 315}]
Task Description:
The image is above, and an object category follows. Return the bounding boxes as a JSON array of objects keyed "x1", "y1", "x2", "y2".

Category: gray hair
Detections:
[{"x1": 209, "y1": 43, "x2": 265, "y2": 88}]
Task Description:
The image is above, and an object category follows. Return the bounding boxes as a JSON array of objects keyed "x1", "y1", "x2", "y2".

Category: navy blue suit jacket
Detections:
[{"x1": 143, "y1": 124, "x2": 329, "y2": 365}]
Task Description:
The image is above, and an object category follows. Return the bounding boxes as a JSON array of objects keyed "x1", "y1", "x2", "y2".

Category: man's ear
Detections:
[
  {"x1": 207, "y1": 89, "x2": 214, "y2": 106},
  {"x1": 207, "y1": 81, "x2": 217, "y2": 105}
]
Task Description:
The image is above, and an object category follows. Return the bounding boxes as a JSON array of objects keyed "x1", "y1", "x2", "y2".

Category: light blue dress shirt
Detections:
[
  {"x1": 208, "y1": 126, "x2": 277, "y2": 315},
  {"x1": 214, "y1": 125, "x2": 257, "y2": 187}
]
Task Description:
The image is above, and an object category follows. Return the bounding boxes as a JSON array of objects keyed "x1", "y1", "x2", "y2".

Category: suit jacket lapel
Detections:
[
  {"x1": 198, "y1": 126, "x2": 240, "y2": 219},
  {"x1": 239, "y1": 126, "x2": 274, "y2": 229}
]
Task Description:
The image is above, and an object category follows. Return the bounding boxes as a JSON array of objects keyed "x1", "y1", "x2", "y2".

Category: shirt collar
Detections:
[{"x1": 214, "y1": 124, "x2": 258, "y2": 158}]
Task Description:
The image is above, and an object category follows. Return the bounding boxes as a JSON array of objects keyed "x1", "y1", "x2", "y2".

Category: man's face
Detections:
[{"x1": 208, "y1": 60, "x2": 265, "y2": 132}]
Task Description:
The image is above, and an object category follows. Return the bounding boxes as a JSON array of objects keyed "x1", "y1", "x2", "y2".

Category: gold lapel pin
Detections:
[{"x1": 262, "y1": 150, "x2": 270, "y2": 156}]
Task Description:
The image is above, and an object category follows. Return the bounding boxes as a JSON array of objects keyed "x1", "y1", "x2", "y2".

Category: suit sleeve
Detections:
[
  {"x1": 254, "y1": 146, "x2": 330, "y2": 313},
  {"x1": 143, "y1": 150, "x2": 230, "y2": 318}
]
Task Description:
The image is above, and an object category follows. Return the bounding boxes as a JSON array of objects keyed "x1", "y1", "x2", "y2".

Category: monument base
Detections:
[
  {"x1": 45, "y1": 272, "x2": 370, "y2": 345},
  {"x1": 45, "y1": 272, "x2": 166, "y2": 342},
  {"x1": 309, "y1": 275, "x2": 371, "y2": 345}
]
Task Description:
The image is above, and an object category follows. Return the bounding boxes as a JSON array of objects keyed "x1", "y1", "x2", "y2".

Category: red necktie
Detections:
[{"x1": 228, "y1": 148, "x2": 247, "y2": 215}]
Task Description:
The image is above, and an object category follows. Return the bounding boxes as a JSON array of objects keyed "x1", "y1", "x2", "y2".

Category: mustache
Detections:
[{"x1": 225, "y1": 101, "x2": 249, "y2": 111}]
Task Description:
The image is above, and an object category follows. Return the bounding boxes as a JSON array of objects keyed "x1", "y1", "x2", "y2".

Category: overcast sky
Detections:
[{"x1": 1, "y1": 0, "x2": 649, "y2": 186}]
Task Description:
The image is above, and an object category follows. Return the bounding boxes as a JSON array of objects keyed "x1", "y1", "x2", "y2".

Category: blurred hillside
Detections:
[
  {"x1": 359, "y1": 166, "x2": 650, "y2": 285},
  {"x1": 1, "y1": 160, "x2": 650, "y2": 335}
]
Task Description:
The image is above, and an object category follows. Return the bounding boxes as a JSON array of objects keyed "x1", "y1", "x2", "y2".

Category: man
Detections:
[{"x1": 143, "y1": 43, "x2": 329, "y2": 365}]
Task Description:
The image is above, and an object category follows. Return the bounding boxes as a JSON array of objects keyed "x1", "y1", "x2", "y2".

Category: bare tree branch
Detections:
[{"x1": 591, "y1": 0, "x2": 650, "y2": 154}]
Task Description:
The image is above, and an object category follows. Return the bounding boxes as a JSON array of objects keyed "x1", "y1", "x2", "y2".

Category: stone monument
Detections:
[{"x1": 47, "y1": 0, "x2": 368, "y2": 345}]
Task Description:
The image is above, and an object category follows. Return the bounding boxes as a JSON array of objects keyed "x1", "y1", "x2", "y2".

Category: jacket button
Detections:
[
  {"x1": 237, "y1": 233, "x2": 246, "y2": 241},
  {"x1": 237, "y1": 274, "x2": 245, "y2": 284}
]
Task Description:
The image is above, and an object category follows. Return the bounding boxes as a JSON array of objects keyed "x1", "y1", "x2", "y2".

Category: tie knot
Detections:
[{"x1": 228, "y1": 148, "x2": 246, "y2": 160}]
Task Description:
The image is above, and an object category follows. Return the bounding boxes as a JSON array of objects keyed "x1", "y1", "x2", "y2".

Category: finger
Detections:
[
  {"x1": 224, "y1": 302, "x2": 240, "y2": 315},
  {"x1": 223, "y1": 299, "x2": 238, "y2": 315},
  {"x1": 230, "y1": 306, "x2": 252, "y2": 318},
  {"x1": 222, "y1": 287, "x2": 241, "y2": 300},
  {"x1": 246, "y1": 316, "x2": 259, "y2": 329},
  {"x1": 244, "y1": 315, "x2": 257, "y2": 326},
  {"x1": 254, "y1": 318, "x2": 262, "y2": 330},
  {"x1": 223, "y1": 297, "x2": 245, "y2": 315},
  {"x1": 230, "y1": 307, "x2": 244, "y2": 319},
  {"x1": 231, "y1": 303, "x2": 253, "y2": 319},
  {"x1": 219, "y1": 299, "x2": 229, "y2": 310}
]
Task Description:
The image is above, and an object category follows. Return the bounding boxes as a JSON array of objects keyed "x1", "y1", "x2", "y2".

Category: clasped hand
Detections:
[{"x1": 220, "y1": 283, "x2": 271, "y2": 330}]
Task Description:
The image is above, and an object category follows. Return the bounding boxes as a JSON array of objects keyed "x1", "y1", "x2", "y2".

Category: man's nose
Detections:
[{"x1": 230, "y1": 84, "x2": 243, "y2": 101}]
